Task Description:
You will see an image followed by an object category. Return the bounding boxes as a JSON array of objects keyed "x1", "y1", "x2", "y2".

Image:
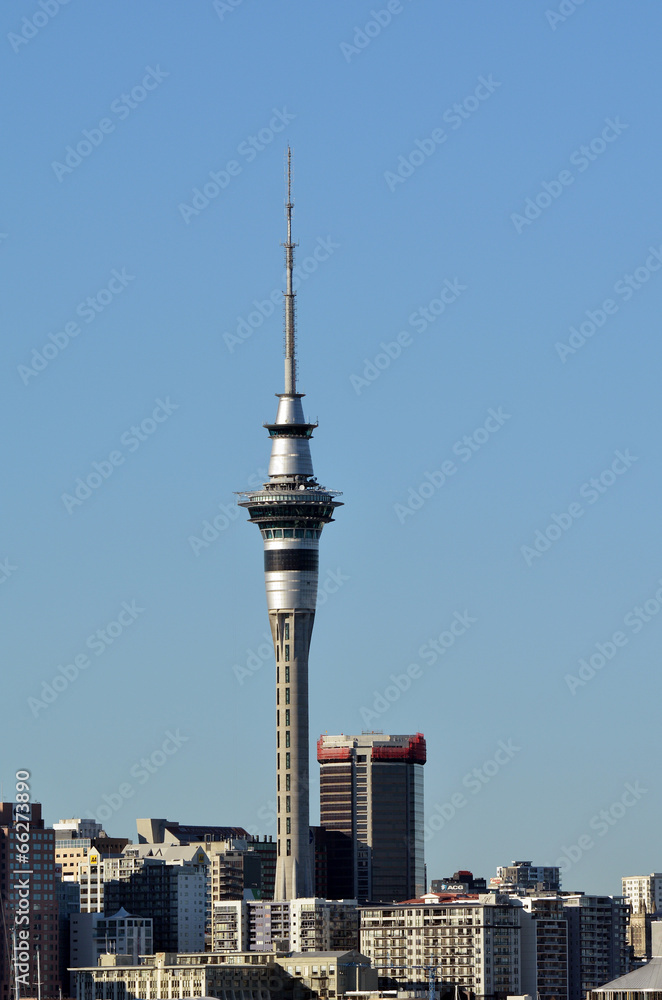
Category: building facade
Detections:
[
  {"x1": 102, "y1": 855, "x2": 206, "y2": 953},
  {"x1": 237, "y1": 151, "x2": 343, "y2": 899},
  {"x1": 520, "y1": 896, "x2": 568, "y2": 1000},
  {"x1": 359, "y1": 893, "x2": 522, "y2": 999},
  {"x1": 563, "y1": 894, "x2": 630, "y2": 1000},
  {"x1": 318, "y1": 733, "x2": 426, "y2": 903},
  {"x1": 495, "y1": 862, "x2": 561, "y2": 893},
  {"x1": 0, "y1": 802, "x2": 60, "y2": 1000},
  {"x1": 622, "y1": 874, "x2": 662, "y2": 915},
  {"x1": 212, "y1": 898, "x2": 359, "y2": 955},
  {"x1": 73, "y1": 948, "x2": 377, "y2": 1000}
]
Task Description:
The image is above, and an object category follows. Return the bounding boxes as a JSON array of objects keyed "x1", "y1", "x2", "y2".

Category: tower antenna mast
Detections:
[{"x1": 283, "y1": 146, "x2": 297, "y2": 394}]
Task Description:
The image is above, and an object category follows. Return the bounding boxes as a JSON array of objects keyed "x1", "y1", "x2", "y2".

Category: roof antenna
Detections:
[{"x1": 283, "y1": 146, "x2": 297, "y2": 394}]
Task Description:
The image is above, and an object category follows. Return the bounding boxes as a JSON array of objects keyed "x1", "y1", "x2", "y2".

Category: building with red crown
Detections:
[{"x1": 317, "y1": 733, "x2": 426, "y2": 903}]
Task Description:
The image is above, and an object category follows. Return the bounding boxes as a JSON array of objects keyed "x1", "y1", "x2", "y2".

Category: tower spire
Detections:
[{"x1": 283, "y1": 146, "x2": 297, "y2": 395}]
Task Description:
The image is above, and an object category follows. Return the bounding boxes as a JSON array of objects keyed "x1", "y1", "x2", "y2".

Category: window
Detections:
[
  {"x1": 285, "y1": 732, "x2": 290, "y2": 747},
  {"x1": 285, "y1": 710, "x2": 290, "y2": 726},
  {"x1": 284, "y1": 623, "x2": 290, "y2": 640},
  {"x1": 285, "y1": 645, "x2": 290, "y2": 661},
  {"x1": 285, "y1": 688, "x2": 290, "y2": 704},
  {"x1": 286, "y1": 774, "x2": 290, "y2": 790},
  {"x1": 286, "y1": 819, "x2": 291, "y2": 834},
  {"x1": 286, "y1": 797, "x2": 291, "y2": 813},
  {"x1": 285, "y1": 753, "x2": 290, "y2": 769},
  {"x1": 286, "y1": 840, "x2": 291, "y2": 856},
  {"x1": 274, "y1": 529, "x2": 282, "y2": 538},
  {"x1": 285, "y1": 666, "x2": 290, "y2": 682}
]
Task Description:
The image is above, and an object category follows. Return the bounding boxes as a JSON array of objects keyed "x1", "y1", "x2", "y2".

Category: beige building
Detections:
[
  {"x1": 73, "y1": 948, "x2": 376, "y2": 1000},
  {"x1": 621, "y1": 875, "x2": 662, "y2": 916},
  {"x1": 359, "y1": 892, "x2": 521, "y2": 999}
]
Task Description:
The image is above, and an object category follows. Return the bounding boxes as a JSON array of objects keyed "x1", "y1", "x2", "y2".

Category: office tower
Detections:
[
  {"x1": 0, "y1": 802, "x2": 60, "y2": 1000},
  {"x1": 238, "y1": 150, "x2": 342, "y2": 899},
  {"x1": 318, "y1": 732, "x2": 426, "y2": 902}
]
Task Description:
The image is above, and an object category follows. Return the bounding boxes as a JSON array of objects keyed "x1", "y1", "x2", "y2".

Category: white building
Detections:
[
  {"x1": 359, "y1": 892, "x2": 522, "y2": 999},
  {"x1": 70, "y1": 909, "x2": 153, "y2": 968},
  {"x1": 212, "y1": 898, "x2": 359, "y2": 954},
  {"x1": 622, "y1": 875, "x2": 662, "y2": 915}
]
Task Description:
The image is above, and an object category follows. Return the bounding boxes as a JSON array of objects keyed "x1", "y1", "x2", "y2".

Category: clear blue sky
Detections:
[{"x1": 2, "y1": 1, "x2": 661, "y2": 896}]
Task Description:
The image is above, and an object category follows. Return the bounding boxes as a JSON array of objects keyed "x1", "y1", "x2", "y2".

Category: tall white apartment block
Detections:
[
  {"x1": 359, "y1": 893, "x2": 522, "y2": 999},
  {"x1": 622, "y1": 874, "x2": 662, "y2": 914}
]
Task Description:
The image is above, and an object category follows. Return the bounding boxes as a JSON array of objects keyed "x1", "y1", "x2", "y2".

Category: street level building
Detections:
[{"x1": 318, "y1": 733, "x2": 426, "y2": 903}]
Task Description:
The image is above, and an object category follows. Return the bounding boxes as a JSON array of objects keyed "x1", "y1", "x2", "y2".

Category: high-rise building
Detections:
[
  {"x1": 238, "y1": 150, "x2": 343, "y2": 900},
  {"x1": 318, "y1": 732, "x2": 426, "y2": 902},
  {"x1": 0, "y1": 802, "x2": 60, "y2": 1000},
  {"x1": 359, "y1": 892, "x2": 522, "y2": 998},
  {"x1": 622, "y1": 874, "x2": 662, "y2": 915},
  {"x1": 103, "y1": 858, "x2": 206, "y2": 954},
  {"x1": 563, "y1": 894, "x2": 630, "y2": 1000}
]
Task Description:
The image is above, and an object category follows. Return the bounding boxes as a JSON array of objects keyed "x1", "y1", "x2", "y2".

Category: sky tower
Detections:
[{"x1": 238, "y1": 150, "x2": 342, "y2": 899}]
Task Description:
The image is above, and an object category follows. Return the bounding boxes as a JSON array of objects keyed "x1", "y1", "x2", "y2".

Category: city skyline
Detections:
[{"x1": 2, "y1": 2, "x2": 661, "y2": 898}]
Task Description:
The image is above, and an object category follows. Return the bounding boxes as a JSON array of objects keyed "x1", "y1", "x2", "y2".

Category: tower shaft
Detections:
[{"x1": 238, "y1": 150, "x2": 342, "y2": 899}]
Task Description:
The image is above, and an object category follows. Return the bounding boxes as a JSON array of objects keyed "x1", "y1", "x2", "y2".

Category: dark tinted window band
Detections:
[{"x1": 264, "y1": 550, "x2": 319, "y2": 572}]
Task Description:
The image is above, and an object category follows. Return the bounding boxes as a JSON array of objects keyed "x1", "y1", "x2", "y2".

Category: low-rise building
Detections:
[{"x1": 73, "y1": 948, "x2": 376, "y2": 1000}]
